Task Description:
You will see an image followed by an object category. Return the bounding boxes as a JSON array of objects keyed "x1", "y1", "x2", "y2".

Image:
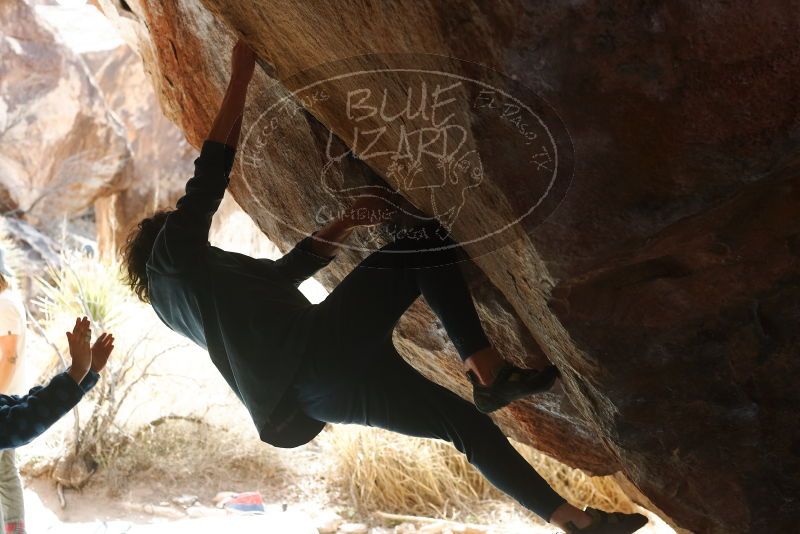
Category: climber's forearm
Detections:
[
  {"x1": 207, "y1": 41, "x2": 256, "y2": 149},
  {"x1": 307, "y1": 192, "x2": 397, "y2": 257},
  {"x1": 207, "y1": 76, "x2": 250, "y2": 149},
  {"x1": 307, "y1": 218, "x2": 356, "y2": 258}
]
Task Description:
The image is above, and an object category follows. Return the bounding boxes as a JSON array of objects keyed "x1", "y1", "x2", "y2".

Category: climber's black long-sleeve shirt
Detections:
[
  {"x1": 0, "y1": 371, "x2": 98, "y2": 449},
  {"x1": 147, "y1": 141, "x2": 332, "y2": 448}
]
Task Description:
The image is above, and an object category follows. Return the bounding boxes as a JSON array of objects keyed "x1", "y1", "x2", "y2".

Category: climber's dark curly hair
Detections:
[{"x1": 120, "y1": 210, "x2": 172, "y2": 303}]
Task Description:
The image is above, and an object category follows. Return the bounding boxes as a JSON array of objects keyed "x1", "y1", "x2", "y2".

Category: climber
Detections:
[{"x1": 121, "y1": 40, "x2": 648, "y2": 534}]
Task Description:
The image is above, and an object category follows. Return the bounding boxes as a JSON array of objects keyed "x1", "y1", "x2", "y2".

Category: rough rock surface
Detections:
[
  {"x1": 0, "y1": 0, "x2": 130, "y2": 234},
  {"x1": 95, "y1": 1, "x2": 800, "y2": 532}
]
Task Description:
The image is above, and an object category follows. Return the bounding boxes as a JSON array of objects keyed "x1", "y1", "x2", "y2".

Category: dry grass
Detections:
[
  {"x1": 24, "y1": 252, "x2": 168, "y2": 489},
  {"x1": 97, "y1": 417, "x2": 284, "y2": 497},
  {"x1": 514, "y1": 443, "x2": 637, "y2": 514},
  {"x1": 321, "y1": 426, "x2": 502, "y2": 520},
  {"x1": 321, "y1": 425, "x2": 636, "y2": 521}
]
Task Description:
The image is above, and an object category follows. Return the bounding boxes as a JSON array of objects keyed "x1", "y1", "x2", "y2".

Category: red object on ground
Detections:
[{"x1": 222, "y1": 492, "x2": 265, "y2": 513}]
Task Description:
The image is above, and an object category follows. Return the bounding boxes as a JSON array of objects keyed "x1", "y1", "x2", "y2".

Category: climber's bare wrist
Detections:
[
  {"x1": 337, "y1": 213, "x2": 363, "y2": 231},
  {"x1": 306, "y1": 203, "x2": 389, "y2": 257},
  {"x1": 228, "y1": 72, "x2": 252, "y2": 91},
  {"x1": 67, "y1": 365, "x2": 89, "y2": 385},
  {"x1": 309, "y1": 218, "x2": 354, "y2": 258},
  {"x1": 319, "y1": 217, "x2": 354, "y2": 242}
]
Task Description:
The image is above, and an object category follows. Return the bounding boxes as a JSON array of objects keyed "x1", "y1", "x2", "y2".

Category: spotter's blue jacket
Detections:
[{"x1": 0, "y1": 371, "x2": 98, "y2": 449}]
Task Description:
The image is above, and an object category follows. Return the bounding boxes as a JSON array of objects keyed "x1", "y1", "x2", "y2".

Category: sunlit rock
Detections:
[{"x1": 0, "y1": 0, "x2": 130, "y2": 234}]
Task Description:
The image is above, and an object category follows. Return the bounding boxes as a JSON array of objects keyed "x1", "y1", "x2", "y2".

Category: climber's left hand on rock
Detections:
[{"x1": 230, "y1": 39, "x2": 256, "y2": 83}]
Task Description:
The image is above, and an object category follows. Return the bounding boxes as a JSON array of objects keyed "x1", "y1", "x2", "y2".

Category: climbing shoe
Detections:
[
  {"x1": 467, "y1": 363, "x2": 560, "y2": 413},
  {"x1": 564, "y1": 508, "x2": 649, "y2": 533}
]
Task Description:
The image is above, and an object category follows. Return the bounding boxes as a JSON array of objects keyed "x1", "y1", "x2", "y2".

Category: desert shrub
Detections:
[
  {"x1": 28, "y1": 251, "x2": 167, "y2": 490},
  {"x1": 97, "y1": 416, "x2": 283, "y2": 497},
  {"x1": 34, "y1": 249, "x2": 129, "y2": 331}
]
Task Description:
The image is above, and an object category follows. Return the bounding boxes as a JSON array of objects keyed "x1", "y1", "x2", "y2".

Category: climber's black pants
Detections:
[{"x1": 293, "y1": 229, "x2": 567, "y2": 520}]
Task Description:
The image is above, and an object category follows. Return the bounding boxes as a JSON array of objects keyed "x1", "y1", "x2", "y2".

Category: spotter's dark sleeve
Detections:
[
  {"x1": 273, "y1": 233, "x2": 335, "y2": 287},
  {"x1": 148, "y1": 140, "x2": 237, "y2": 273},
  {"x1": 0, "y1": 370, "x2": 99, "y2": 449}
]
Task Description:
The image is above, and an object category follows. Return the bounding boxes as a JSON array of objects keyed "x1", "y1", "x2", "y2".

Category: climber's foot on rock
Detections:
[
  {"x1": 467, "y1": 363, "x2": 560, "y2": 413},
  {"x1": 563, "y1": 508, "x2": 648, "y2": 534}
]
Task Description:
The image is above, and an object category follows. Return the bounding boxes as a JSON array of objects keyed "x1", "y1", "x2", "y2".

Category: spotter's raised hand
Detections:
[
  {"x1": 91, "y1": 332, "x2": 115, "y2": 373},
  {"x1": 65, "y1": 316, "x2": 91, "y2": 383}
]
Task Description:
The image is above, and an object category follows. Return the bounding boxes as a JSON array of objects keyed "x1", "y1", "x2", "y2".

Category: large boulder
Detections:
[
  {"x1": 94, "y1": 1, "x2": 800, "y2": 532},
  {"x1": 0, "y1": 0, "x2": 131, "y2": 235}
]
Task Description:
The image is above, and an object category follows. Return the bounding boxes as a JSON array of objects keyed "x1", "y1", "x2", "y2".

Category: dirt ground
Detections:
[
  {"x1": 21, "y1": 411, "x2": 560, "y2": 533},
  {"x1": 24, "y1": 467, "x2": 557, "y2": 534},
  {"x1": 22, "y1": 441, "x2": 675, "y2": 534},
  {"x1": 25, "y1": 481, "x2": 328, "y2": 533}
]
